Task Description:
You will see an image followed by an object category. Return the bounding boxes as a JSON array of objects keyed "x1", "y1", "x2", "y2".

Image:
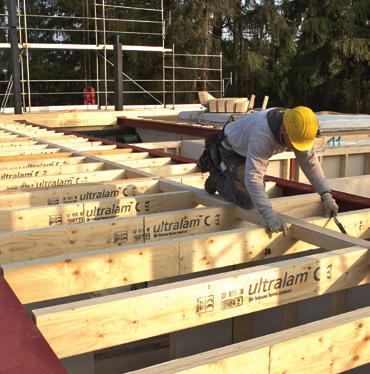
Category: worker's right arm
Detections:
[{"x1": 244, "y1": 138, "x2": 286, "y2": 233}]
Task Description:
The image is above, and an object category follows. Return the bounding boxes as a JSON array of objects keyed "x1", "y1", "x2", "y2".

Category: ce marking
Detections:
[
  {"x1": 313, "y1": 264, "x2": 333, "y2": 281},
  {"x1": 204, "y1": 214, "x2": 220, "y2": 227}
]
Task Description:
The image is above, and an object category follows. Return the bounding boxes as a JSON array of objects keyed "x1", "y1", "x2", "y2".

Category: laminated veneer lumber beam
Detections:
[
  {"x1": 4, "y1": 210, "x2": 369, "y2": 304},
  {"x1": 0, "y1": 191, "x2": 197, "y2": 231},
  {"x1": 33, "y1": 247, "x2": 369, "y2": 358},
  {"x1": 129, "y1": 306, "x2": 370, "y2": 374}
]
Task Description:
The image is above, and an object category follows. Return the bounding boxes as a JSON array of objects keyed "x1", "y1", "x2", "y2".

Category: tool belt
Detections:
[
  {"x1": 198, "y1": 132, "x2": 220, "y2": 172},
  {"x1": 198, "y1": 125, "x2": 245, "y2": 173}
]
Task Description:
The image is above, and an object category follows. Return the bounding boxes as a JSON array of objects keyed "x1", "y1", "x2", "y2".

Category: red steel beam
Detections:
[
  {"x1": 265, "y1": 175, "x2": 370, "y2": 211},
  {"x1": 27, "y1": 121, "x2": 370, "y2": 210},
  {"x1": 0, "y1": 276, "x2": 66, "y2": 374}
]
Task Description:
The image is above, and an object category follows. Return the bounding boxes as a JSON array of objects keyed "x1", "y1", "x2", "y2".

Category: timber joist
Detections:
[
  {"x1": 0, "y1": 120, "x2": 369, "y2": 373},
  {"x1": 2, "y1": 209, "x2": 369, "y2": 304},
  {"x1": 131, "y1": 306, "x2": 370, "y2": 373}
]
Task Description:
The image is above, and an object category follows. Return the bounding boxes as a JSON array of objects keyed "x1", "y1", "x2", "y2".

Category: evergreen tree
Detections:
[
  {"x1": 0, "y1": 0, "x2": 368, "y2": 112},
  {"x1": 286, "y1": 0, "x2": 369, "y2": 112}
]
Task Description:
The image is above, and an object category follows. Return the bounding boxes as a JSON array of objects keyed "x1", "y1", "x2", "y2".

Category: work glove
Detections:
[
  {"x1": 264, "y1": 212, "x2": 287, "y2": 234},
  {"x1": 321, "y1": 192, "x2": 339, "y2": 217}
]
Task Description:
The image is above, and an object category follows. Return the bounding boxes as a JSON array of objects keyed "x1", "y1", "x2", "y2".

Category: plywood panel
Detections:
[
  {"x1": 348, "y1": 154, "x2": 365, "y2": 176},
  {"x1": 321, "y1": 155, "x2": 341, "y2": 179}
]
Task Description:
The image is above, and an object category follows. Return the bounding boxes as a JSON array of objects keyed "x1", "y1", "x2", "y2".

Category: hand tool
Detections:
[{"x1": 331, "y1": 212, "x2": 347, "y2": 234}]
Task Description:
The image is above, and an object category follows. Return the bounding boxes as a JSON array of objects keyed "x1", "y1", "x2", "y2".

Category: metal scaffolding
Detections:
[{"x1": 0, "y1": 1, "x2": 224, "y2": 113}]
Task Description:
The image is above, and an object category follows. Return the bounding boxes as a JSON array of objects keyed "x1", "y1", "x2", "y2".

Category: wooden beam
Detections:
[
  {"x1": 3, "y1": 241, "x2": 180, "y2": 304},
  {"x1": 290, "y1": 219, "x2": 370, "y2": 251},
  {"x1": 0, "y1": 134, "x2": 86, "y2": 143},
  {"x1": 0, "y1": 125, "x2": 52, "y2": 136},
  {"x1": 131, "y1": 141, "x2": 181, "y2": 151},
  {"x1": 0, "y1": 191, "x2": 197, "y2": 232},
  {"x1": 170, "y1": 175, "x2": 278, "y2": 200},
  {"x1": 3, "y1": 109, "x2": 141, "y2": 127},
  {"x1": 53, "y1": 141, "x2": 102, "y2": 147},
  {"x1": 0, "y1": 134, "x2": 18, "y2": 139},
  {"x1": 0, "y1": 140, "x2": 38, "y2": 147},
  {"x1": 0, "y1": 151, "x2": 74, "y2": 163},
  {"x1": 36, "y1": 135, "x2": 89, "y2": 143},
  {"x1": 0, "y1": 206, "x2": 235, "y2": 264},
  {"x1": 0, "y1": 156, "x2": 86, "y2": 170},
  {"x1": 1, "y1": 125, "x2": 157, "y2": 180},
  {"x1": 0, "y1": 161, "x2": 105, "y2": 180},
  {"x1": 305, "y1": 210, "x2": 370, "y2": 240},
  {"x1": 130, "y1": 306, "x2": 370, "y2": 373},
  {"x1": 177, "y1": 209, "x2": 370, "y2": 272},
  {"x1": 340, "y1": 154, "x2": 349, "y2": 177},
  {"x1": 98, "y1": 152, "x2": 150, "y2": 161},
  {"x1": 33, "y1": 247, "x2": 369, "y2": 358},
  {"x1": 365, "y1": 153, "x2": 370, "y2": 174},
  {"x1": 33, "y1": 134, "x2": 155, "y2": 180},
  {"x1": 138, "y1": 164, "x2": 200, "y2": 177},
  {"x1": 317, "y1": 144, "x2": 370, "y2": 157},
  {"x1": 142, "y1": 205, "x2": 235, "y2": 242},
  {"x1": 328, "y1": 175, "x2": 370, "y2": 198},
  {"x1": 0, "y1": 178, "x2": 160, "y2": 209},
  {"x1": 0, "y1": 169, "x2": 126, "y2": 192},
  {"x1": 0, "y1": 138, "x2": 30, "y2": 143},
  {"x1": 0, "y1": 148, "x2": 60, "y2": 156},
  {"x1": 85, "y1": 148, "x2": 133, "y2": 156},
  {"x1": 0, "y1": 145, "x2": 51, "y2": 152},
  {"x1": 115, "y1": 157, "x2": 173, "y2": 168},
  {"x1": 235, "y1": 194, "x2": 324, "y2": 225},
  {"x1": 65, "y1": 144, "x2": 118, "y2": 152},
  {"x1": 169, "y1": 174, "x2": 208, "y2": 190},
  {"x1": 4, "y1": 210, "x2": 369, "y2": 304},
  {"x1": 262, "y1": 96, "x2": 269, "y2": 110}
]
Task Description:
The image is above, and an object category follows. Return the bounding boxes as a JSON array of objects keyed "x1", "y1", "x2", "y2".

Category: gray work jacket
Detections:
[{"x1": 224, "y1": 109, "x2": 330, "y2": 220}]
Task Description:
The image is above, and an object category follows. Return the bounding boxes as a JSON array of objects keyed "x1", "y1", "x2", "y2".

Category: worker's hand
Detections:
[
  {"x1": 265, "y1": 213, "x2": 287, "y2": 234},
  {"x1": 321, "y1": 192, "x2": 339, "y2": 217}
]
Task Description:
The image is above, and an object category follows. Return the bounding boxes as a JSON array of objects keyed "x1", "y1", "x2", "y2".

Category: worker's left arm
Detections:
[
  {"x1": 295, "y1": 148, "x2": 339, "y2": 216},
  {"x1": 245, "y1": 137, "x2": 287, "y2": 232}
]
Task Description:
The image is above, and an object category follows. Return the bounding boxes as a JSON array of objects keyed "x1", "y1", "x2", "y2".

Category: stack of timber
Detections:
[{"x1": 0, "y1": 120, "x2": 369, "y2": 374}]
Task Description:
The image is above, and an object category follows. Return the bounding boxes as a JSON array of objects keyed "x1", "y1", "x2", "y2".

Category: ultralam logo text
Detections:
[
  {"x1": 150, "y1": 214, "x2": 220, "y2": 239},
  {"x1": 84, "y1": 200, "x2": 151, "y2": 221},
  {"x1": 196, "y1": 263, "x2": 334, "y2": 314}
]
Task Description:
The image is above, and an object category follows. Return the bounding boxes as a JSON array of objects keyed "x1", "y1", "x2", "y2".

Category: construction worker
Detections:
[{"x1": 199, "y1": 106, "x2": 339, "y2": 233}]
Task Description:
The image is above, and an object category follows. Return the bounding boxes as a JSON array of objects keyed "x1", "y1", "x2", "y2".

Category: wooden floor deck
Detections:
[{"x1": 0, "y1": 120, "x2": 368, "y2": 373}]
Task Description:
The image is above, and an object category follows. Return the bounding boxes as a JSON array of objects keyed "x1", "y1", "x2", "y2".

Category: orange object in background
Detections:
[{"x1": 84, "y1": 86, "x2": 96, "y2": 105}]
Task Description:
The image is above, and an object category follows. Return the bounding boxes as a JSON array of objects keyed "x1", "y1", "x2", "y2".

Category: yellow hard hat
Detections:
[{"x1": 283, "y1": 106, "x2": 318, "y2": 151}]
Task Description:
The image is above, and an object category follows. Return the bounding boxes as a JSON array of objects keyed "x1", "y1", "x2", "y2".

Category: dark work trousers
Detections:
[{"x1": 206, "y1": 143, "x2": 253, "y2": 209}]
